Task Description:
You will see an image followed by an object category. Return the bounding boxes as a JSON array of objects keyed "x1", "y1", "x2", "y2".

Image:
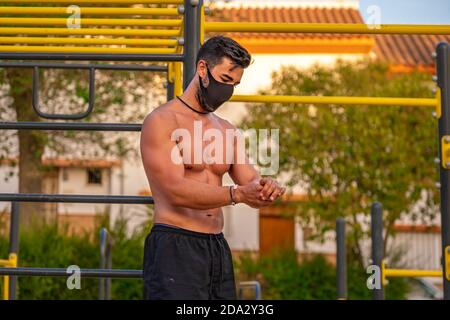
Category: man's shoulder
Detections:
[{"x1": 142, "y1": 101, "x2": 178, "y2": 130}]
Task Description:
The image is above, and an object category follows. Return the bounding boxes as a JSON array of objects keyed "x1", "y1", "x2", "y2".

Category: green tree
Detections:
[{"x1": 241, "y1": 59, "x2": 439, "y2": 267}]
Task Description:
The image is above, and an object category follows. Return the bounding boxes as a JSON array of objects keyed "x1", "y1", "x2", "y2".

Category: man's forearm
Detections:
[{"x1": 166, "y1": 178, "x2": 233, "y2": 210}]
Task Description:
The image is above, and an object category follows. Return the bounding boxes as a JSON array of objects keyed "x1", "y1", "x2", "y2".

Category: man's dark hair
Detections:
[{"x1": 195, "y1": 35, "x2": 252, "y2": 69}]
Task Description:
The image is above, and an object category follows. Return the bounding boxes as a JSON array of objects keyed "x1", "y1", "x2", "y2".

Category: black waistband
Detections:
[{"x1": 151, "y1": 223, "x2": 224, "y2": 240}]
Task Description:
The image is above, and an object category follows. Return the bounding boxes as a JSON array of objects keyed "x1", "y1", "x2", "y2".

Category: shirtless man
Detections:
[{"x1": 140, "y1": 36, "x2": 285, "y2": 300}]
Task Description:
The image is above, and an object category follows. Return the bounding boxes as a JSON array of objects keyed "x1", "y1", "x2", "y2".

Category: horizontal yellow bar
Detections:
[
  {"x1": 0, "y1": 259, "x2": 11, "y2": 266},
  {"x1": 0, "y1": 7, "x2": 181, "y2": 16},
  {"x1": 1, "y1": 0, "x2": 182, "y2": 3},
  {"x1": 0, "y1": 27, "x2": 181, "y2": 37},
  {"x1": 0, "y1": 18, "x2": 182, "y2": 27},
  {"x1": 0, "y1": 37, "x2": 178, "y2": 46},
  {"x1": 0, "y1": 45, "x2": 176, "y2": 54},
  {"x1": 205, "y1": 22, "x2": 450, "y2": 35},
  {"x1": 230, "y1": 95, "x2": 437, "y2": 107},
  {"x1": 385, "y1": 268, "x2": 442, "y2": 278}
]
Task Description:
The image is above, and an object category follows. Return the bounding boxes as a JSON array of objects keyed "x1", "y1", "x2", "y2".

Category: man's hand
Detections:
[
  {"x1": 234, "y1": 178, "x2": 286, "y2": 208},
  {"x1": 259, "y1": 178, "x2": 286, "y2": 202},
  {"x1": 234, "y1": 180, "x2": 271, "y2": 208}
]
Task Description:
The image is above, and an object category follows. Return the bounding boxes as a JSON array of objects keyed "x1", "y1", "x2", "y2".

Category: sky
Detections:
[
  {"x1": 217, "y1": 0, "x2": 450, "y2": 24},
  {"x1": 358, "y1": 0, "x2": 450, "y2": 24}
]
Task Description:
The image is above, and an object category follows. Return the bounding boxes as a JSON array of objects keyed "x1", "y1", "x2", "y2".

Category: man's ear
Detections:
[{"x1": 196, "y1": 59, "x2": 207, "y2": 78}]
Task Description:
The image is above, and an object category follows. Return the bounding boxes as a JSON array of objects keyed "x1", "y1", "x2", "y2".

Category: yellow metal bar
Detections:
[
  {"x1": 441, "y1": 136, "x2": 450, "y2": 169},
  {"x1": 230, "y1": 95, "x2": 437, "y2": 107},
  {"x1": 3, "y1": 275, "x2": 9, "y2": 300},
  {"x1": 1, "y1": 0, "x2": 183, "y2": 3},
  {"x1": 200, "y1": 3, "x2": 205, "y2": 44},
  {"x1": 0, "y1": 27, "x2": 181, "y2": 37},
  {"x1": 1, "y1": 253, "x2": 17, "y2": 300},
  {"x1": 167, "y1": 61, "x2": 174, "y2": 82},
  {"x1": 174, "y1": 61, "x2": 182, "y2": 96},
  {"x1": 0, "y1": 45, "x2": 177, "y2": 54},
  {"x1": 381, "y1": 260, "x2": 387, "y2": 286},
  {"x1": 205, "y1": 22, "x2": 450, "y2": 35},
  {"x1": 174, "y1": 43, "x2": 183, "y2": 96},
  {"x1": 384, "y1": 268, "x2": 442, "y2": 278},
  {"x1": 0, "y1": 7, "x2": 181, "y2": 16},
  {"x1": 446, "y1": 246, "x2": 450, "y2": 281},
  {"x1": 0, "y1": 18, "x2": 182, "y2": 27},
  {"x1": 436, "y1": 87, "x2": 442, "y2": 119},
  {"x1": 0, "y1": 37, "x2": 178, "y2": 46},
  {"x1": 0, "y1": 259, "x2": 11, "y2": 266}
]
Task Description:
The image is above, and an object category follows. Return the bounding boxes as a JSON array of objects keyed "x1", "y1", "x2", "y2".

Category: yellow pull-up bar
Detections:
[
  {"x1": 230, "y1": 95, "x2": 437, "y2": 108},
  {"x1": 1, "y1": 0, "x2": 183, "y2": 3},
  {"x1": 205, "y1": 22, "x2": 450, "y2": 35}
]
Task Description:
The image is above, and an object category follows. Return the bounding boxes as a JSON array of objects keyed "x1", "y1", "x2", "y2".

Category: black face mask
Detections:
[{"x1": 197, "y1": 65, "x2": 234, "y2": 113}]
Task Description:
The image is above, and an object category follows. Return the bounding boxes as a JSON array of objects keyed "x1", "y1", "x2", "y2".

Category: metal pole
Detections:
[
  {"x1": 371, "y1": 202, "x2": 384, "y2": 300},
  {"x1": 183, "y1": 0, "x2": 201, "y2": 89},
  {"x1": 99, "y1": 228, "x2": 107, "y2": 300},
  {"x1": 336, "y1": 218, "x2": 347, "y2": 300},
  {"x1": 167, "y1": 79, "x2": 174, "y2": 101},
  {"x1": 105, "y1": 239, "x2": 112, "y2": 300},
  {"x1": 436, "y1": 42, "x2": 450, "y2": 300},
  {"x1": 0, "y1": 268, "x2": 142, "y2": 278},
  {"x1": 8, "y1": 202, "x2": 19, "y2": 300}
]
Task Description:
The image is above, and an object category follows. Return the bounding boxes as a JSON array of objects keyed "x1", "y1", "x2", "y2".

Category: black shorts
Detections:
[{"x1": 143, "y1": 223, "x2": 237, "y2": 300}]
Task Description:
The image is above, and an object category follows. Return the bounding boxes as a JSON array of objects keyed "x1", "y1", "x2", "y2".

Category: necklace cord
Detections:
[{"x1": 176, "y1": 96, "x2": 209, "y2": 115}]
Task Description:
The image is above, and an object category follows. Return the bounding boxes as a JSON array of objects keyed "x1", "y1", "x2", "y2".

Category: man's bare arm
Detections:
[
  {"x1": 227, "y1": 124, "x2": 285, "y2": 201},
  {"x1": 228, "y1": 126, "x2": 261, "y2": 185},
  {"x1": 140, "y1": 111, "x2": 233, "y2": 210}
]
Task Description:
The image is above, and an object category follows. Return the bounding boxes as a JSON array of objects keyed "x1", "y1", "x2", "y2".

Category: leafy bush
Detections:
[
  {"x1": 235, "y1": 249, "x2": 409, "y2": 300},
  {"x1": 0, "y1": 215, "x2": 151, "y2": 300}
]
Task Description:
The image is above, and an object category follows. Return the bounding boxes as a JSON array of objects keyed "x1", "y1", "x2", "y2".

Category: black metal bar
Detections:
[
  {"x1": 106, "y1": 236, "x2": 113, "y2": 300},
  {"x1": 167, "y1": 79, "x2": 175, "y2": 102},
  {"x1": 0, "y1": 193, "x2": 154, "y2": 204},
  {"x1": 0, "y1": 62, "x2": 168, "y2": 72},
  {"x1": 8, "y1": 202, "x2": 19, "y2": 300},
  {"x1": 0, "y1": 53, "x2": 184, "y2": 62},
  {"x1": 183, "y1": 0, "x2": 201, "y2": 89},
  {"x1": 0, "y1": 122, "x2": 141, "y2": 131},
  {"x1": 371, "y1": 202, "x2": 384, "y2": 300},
  {"x1": 336, "y1": 217, "x2": 347, "y2": 300},
  {"x1": 436, "y1": 41, "x2": 450, "y2": 300},
  {"x1": 32, "y1": 66, "x2": 96, "y2": 120},
  {"x1": 0, "y1": 267, "x2": 142, "y2": 279},
  {"x1": 99, "y1": 228, "x2": 107, "y2": 300}
]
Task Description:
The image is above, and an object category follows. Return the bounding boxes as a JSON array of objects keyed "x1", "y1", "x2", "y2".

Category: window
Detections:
[
  {"x1": 87, "y1": 168, "x2": 102, "y2": 185},
  {"x1": 62, "y1": 168, "x2": 68, "y2": 181}
]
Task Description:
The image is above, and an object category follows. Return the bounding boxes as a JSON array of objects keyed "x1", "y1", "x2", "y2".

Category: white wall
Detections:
[
  {"x1": 58, "y1": 167, "x2": 110, "y2": 215},
  {"x1": 0, "y1": 165, "x2": 18, "y2": 212}
]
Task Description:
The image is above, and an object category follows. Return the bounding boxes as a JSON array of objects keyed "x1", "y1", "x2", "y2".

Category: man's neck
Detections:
[{"x1": 178, "y1": 82, "x2": 207, "y2": 114}]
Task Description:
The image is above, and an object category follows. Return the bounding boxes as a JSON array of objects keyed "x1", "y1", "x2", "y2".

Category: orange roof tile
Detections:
[
  {"x1": 42, "y1": 158, "x2": 122, "y2": 168},
  {"x1": 374, "y1": 34, "x2": 450, "y2": 69},
  {"x1": 1, "y1": 157, "x2": 121, "y2": 168},
  {"x1": 207, "y1": 5, "x2": 450, "y2": 68},
  {"x1": 207, "y1": 6, "x2": 370, "y2": 41}
]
